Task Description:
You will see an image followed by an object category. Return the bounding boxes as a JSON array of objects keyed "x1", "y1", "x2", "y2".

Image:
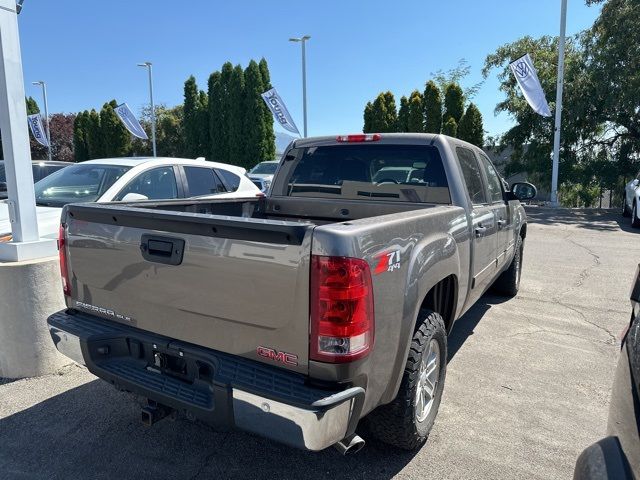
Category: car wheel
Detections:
[
  {"x1": 492, "y1": 235, "x2": 524, "y2": 297},
  {"x1": 622, "y1": 194, "x2": 631, "y2": 217},
  {"x1": 633, "y1": 202, "x2": 640, "y2": 228},
  {"x1": 366, "y1": 310, "x2": 447, "y2": 450}
]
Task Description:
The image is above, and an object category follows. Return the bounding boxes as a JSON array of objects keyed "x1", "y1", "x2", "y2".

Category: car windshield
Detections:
[
  {"x1": 34, "y1": 163, "x2": 131, "y2": 207},
  {"x1": 250, "y1": 162, "x2": 278, "y2": 174}
]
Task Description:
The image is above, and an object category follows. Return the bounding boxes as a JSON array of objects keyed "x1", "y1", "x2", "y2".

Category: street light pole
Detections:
[
  {"x1": 550, "y1": 0, "x2": 568, "y2": 207},
  {"x1": 32, "y1": 80, "x2": 52, "y2": 161},
  {"x1": 137, "y1": 61, "x2": 157, "y2": 157},
  {"x1": 289, "y1": 35, "x2": 311, "y2": 137}
]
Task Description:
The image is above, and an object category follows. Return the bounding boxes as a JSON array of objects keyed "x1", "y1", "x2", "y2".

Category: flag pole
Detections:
[{"x1": 551, "y1": 0, "x2": 567, "y2": 207}]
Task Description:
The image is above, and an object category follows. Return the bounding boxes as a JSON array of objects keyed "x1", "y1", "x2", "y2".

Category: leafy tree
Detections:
[
  {"x1": 48, "y1": 113, "x2": 76, "y2": 162},
  {"x1": 259, "y1": 58, "x2": 276, "y2": 160},
  {"x1": 407, "y1": 90, "x2": 424, "y2": 132},
  {"x1": 228, "y1": 65, "x2": 246, "y2": 165},
  {"x1": 208, "y1": 71, "x2": 226, "y2": 162},
  {"x1": 423, "y1": 80, "x2": 442, "y2": 133},
  {"x1": 458, "y1": 103, "x2": 484, "y2": 147},
  {"x1": 130, "y1": 104, "x2": 184, "y2": 158},
  {"x1": 442, "y1": 117, "x2": 458, "y2": 137},
  {"x1": 397, "y1": 96, "x2": 409, "y2": 132},
  {"x1": 73, "y1": 111, "x2": 90, "y2": 162},
  {"x1": 383, "y1": 91, "x2": 398, "y2": 131},
  {"x1": 86, "y1": 109, "x2": 104, "y2": 159},
  {"x1": 363, "y1": 102, "x2": 374, "y2": 133},
  {"x1": 243, "y1": 60, "x2": 267, "y2": 168},
  {"x1": 443, "y1": 83, "x2": 464, "y2": 124},
  {"x1": 26, "y1": 96, "x2": 39, "y2": 115},
  {"x1": 431, "y1": 58, "x2": 483, "y2": 100},
  {"x1": 100, "y1": 100, "x2": 130, "y2": 158}
]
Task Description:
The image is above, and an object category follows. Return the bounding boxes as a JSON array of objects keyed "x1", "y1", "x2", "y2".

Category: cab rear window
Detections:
[{"x1": 284, "y1": 144, "x2": 450, "y2": 204}]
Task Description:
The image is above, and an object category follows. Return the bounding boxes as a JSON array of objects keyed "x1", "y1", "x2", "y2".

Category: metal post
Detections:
[
  {"x1": 33, "y1": 81, "x2": 52, "y2": 161},
  {"x1": 550, "y1": 0, "x2": 568, "y2": 207},
  {"x1": 138, "y1": 61, "x2": 156, "y2": 157},
  {"x1": 0, "y1": 0, "x2": 39, "y2": 244},
  {"x1": 289, "y1": 35, "x2": 310, "y2": 137}
]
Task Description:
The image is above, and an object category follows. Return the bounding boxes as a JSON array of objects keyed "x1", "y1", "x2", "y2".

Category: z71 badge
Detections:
[{"x1": 374, "y1": 249, "x2": 401, "y2": 275}]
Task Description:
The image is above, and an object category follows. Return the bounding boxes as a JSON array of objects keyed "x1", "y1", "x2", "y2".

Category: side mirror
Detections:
[
  {"x1": 510, "y1": 182, "x2": 537, "y2": 201},
  {"x1": 120, "y1": 192, "x2": 149, "y2": 202},
  {"x1": 633, "y1": 179, "x2": 639, "y2": 187}
]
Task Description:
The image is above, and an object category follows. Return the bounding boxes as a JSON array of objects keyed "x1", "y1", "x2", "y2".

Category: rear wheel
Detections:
[
  {"x1": 366, "y1": 310, "x2": 447, "y2": 450},
  {"x1": 492, "y1": 235, "x2": 524, "y2": 297},
  {"x1": 632, "y1": 202, "x2": 640, "y2": 228}
]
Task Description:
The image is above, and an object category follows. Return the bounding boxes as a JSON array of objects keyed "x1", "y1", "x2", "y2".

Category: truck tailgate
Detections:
[{"x1": 63, "y1": 204, "x2": 314, "y2": 374}]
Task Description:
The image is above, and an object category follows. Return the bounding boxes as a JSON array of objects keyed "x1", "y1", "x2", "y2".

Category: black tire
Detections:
[
  {"x1": 622, "y1": 194, "x2": 631, "y2": 217},
  {"x1": 366, "y1": 310, "x2": 447, "y2": 450},
  {"x1": 492, "y1": 235, "x2": 524, "y2": 297},
  {"x1": 632, "y1": 202, "x2": 640, "y2": 229}
]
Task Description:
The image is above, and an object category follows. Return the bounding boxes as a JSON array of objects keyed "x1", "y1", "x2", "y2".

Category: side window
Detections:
[
  {"x1": 184, "y1": 166, "x2": 225, "y2": 197},
  {"x1": 456, "y1": 147, "x2": 487, "y2": 205},
  {"x1": 215, "y1": 168, "x2": 240, "y2": 192},
  {"x1": 116, "y1": 166, "x2": 178, "y2": 201},
  {"x1": 479, "y1": 155, "x2": 504, "y2": 203}
]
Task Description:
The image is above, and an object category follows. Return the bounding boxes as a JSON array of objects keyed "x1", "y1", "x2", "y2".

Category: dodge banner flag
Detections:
[
  {"x1": 261, "y1": 88, "x2": 301, "y2": 135},
  {"x1": 115, "y1": 103, "x2": 149, "y2": 140},
  {"x1": 27, "y1": 113, "x2": 49, "y2": 147},
  {"x1": 509, "y1": 54, "x2": 552, "y2": 117}
]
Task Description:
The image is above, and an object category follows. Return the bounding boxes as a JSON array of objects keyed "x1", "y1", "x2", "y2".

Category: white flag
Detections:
[
  {"x1": 261, "y1": 88, "x2": 300, "y2": 135},
  {"x1": 509, "y1": 54, "x2": 552, "y2": 117},
  {"x1": 115, "y1": 103, "x2": 149, "y2": 140},
  {"x1": 27, "y1": 113, "x2": 49, "y2": 147}
]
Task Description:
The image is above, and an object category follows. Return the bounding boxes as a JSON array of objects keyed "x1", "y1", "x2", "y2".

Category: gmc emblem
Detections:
[{"x1": 256, "y1": 346, "x2": 298, "y2": 366}]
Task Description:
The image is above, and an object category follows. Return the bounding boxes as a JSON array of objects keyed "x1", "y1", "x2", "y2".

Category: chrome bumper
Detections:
[{"x1": 233, "y1": 387, "x2": 364, "y2": 451}]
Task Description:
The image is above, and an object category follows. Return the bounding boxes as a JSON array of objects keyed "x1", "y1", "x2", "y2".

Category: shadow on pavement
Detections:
[{"x1": 525, "y1": 207, "x2": 639, "y2": 233}]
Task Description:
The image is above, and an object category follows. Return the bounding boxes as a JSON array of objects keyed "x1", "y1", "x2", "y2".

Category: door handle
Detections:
[
  {"x1": 475, "y1": 226, "x2": 487, "y2": 238},
  {"x1": 497, "y1": 219, "x2": 507, "y2": 229},
  {"x1": 140, "y1": 234, "x2": 185, "y2": 266}
]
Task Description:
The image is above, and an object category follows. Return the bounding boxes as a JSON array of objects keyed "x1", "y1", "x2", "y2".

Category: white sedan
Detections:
[
  {"x1": 622, "y1": 172, "x2": 640, "y2": 228},
  {"x1": 0, "y1": 157, "x2": 260, "y2": 241}
]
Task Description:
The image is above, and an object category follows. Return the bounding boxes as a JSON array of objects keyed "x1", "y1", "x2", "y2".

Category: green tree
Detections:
[
  {"x1": 363, "y1": 101, "x2": 374, "y2": 133},
  {"x1": 370, "y1": 93, "x2": 389, "y2": 132},
  {"x1": 442, "y1": 117, "x2": 458, "y2": 137},
  {"x1": 73, "y1": 110, "x2": 90, "y2": 162},
  {"x1": 208, "y1": 71, "x2": 226, "y2": 162},
  {"x1": 458, "y1": 103, "x2": 484, "y2": 146},
  {"x1": 383, "y1": 91, "x2": 398, "y2": 131},
  {"x1": 243, "y1": 60, "x2": 267, "y2": 168},
  {"x1": 407, "y1": 90, "x2": 424, "y2": 132},
  {"x1": 397, "y1": 96, "x2": 409, "y2": 132},
  {"x1": 86, "y1": 109, "x2": 104, "y2": 159},
  {"x1": 259, "y1": 58, "x2": 276, "y2": 160},
  {"x1": 228, "y1": 64, "x2": 246, "y2": 165},
  {"x1": 423, "y1": 80, "x2": 442, "y2": 133},
  {"x1": 26, "y1": 96, "x2": 39, "y2": 115},
  {"x1": 100, "y1": 100, "x2": 130, "y2": 157},
  {"x1": 183, "y1": 75, "x2": 203, "y2": 157},
  {"x1": 443, "y1": 83, "x2": 464, "y2": 124}
]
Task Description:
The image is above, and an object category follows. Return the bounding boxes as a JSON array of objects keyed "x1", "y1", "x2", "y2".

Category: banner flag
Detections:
[
  {"x1": 115, "y1": 103, "x2": 149, "y2": 140},
  {"x1": 261, "y1": 88, "x2": 301, "y2": 135},
  {"x1": 27, "y1": 113, "x2": 49, "y2": 147},
  {"x1": 509, "y1": 54, "x2": 552, "y2": 117}
]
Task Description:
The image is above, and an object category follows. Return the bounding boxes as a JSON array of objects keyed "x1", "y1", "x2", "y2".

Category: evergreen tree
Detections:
[
  {"x1": 218, "y1": 62, "x2": 234, "y2": 161},
  {"x1": 100, "y1": 100, "x2": 130, "y2": 157},
  {"x1": 443, "y1": 83, "x2": 464, "y2": 124},
  {"x1": 86, "y1": 109, "x2": 104, "y2": 159},
  {"x1": 442, "y1": 117, "x2": 458, "y2": 137},
  {"x1": 73, "y1": 110, "x2": 90, "y2": 162},
  {"x1": 228, "y1": 64, "x2": 245, "y2": 165},
  {"x1": 26, "y1": 96, "x2": 39, "y2": 115},
  {"x1": 208, "y1": 71, "x2": 226, "y2": 162},
  {"x1": 197, "y1": 90, "x2": 209, "y2": 156},
  {"x1": 258, "y1": 58, "x2": 276, "y2": 160},
  {"x1": 397, "y1": 96, "x2": 409, "y2": 132},
  {"x1": 183, "y1": 75, "x2": 201, "y2": 158},
  {"x1": 383, "y1": 91, "x2": 398, "y2": 131},
  {"x1": 407, "y1": 90, "x2": 424, "y2": 132},
  {"x1": 363, "y1": 102, "x2": 374, "y2": 133},
  {"x1": 243, "y1": 60, "x2": 267, "y2": 168},
  {"x1": 370, "y1": 93, "x2": 389, "y2": 132},
  {"x1": 458, "y1": 103, "x2": 484, "y2": 147},
  {"x1": 423, "y1": 80, "x2": 443, "y2": 133}
]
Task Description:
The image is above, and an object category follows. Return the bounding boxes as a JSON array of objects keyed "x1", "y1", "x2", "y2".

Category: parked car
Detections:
[
  {"x1": 0, "y1": 157, "x2": 260, "y2": 241},
  {"x1": 247, "y1": 160, "x2": 279, "y2": 192},
  {"x1": 622, "y1": 172, "x2": 640, "y2": 228},
  {"x1": 574, "y1": 265, "x2": 640, "y2": 479},
  {"x1": 49, "y1": 133, "x2": 536, "y2": 454},
  {"x1": 0, "y1": 160, "x2": 70, "y2": 199}
]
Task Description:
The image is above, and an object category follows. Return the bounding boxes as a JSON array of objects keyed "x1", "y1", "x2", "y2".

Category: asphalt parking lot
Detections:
[{"x1": 1, "y1": 207, "x2": 638, "y2": 480}]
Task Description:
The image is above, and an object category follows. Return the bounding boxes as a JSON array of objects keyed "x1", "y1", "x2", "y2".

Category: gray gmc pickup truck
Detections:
[{"x1": 48, "y1": 133, "x2": 535, "y2": 454}]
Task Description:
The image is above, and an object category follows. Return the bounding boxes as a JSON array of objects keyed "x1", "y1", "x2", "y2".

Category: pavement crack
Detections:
[
  {"x1": 552, "y1": 299, "x2": 617, "y2": 345},
  {"x1": 565, "y1": 237, "x2": 601, "y2": 288}
]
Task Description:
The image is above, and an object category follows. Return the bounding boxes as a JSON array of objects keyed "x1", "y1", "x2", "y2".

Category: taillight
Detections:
[
  {"x1": 58, "y1": 224, "x2": 71, "y2": 296},
  {"x1": 336, "y1": 134, "x2": 381, "y2": 143},
  {"x1": 310, "y1": 255, "x2": 374, "y2": 363}
]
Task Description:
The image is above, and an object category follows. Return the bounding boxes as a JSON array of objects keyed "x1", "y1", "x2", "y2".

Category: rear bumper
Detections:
[{"x1": 48, "y1": 309, "x2": 364, "y2": 451}]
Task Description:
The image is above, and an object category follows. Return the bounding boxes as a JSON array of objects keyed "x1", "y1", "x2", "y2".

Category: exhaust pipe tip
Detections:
[{"x1": 333, "y1": 434, "x2": 365, "y2": 455}]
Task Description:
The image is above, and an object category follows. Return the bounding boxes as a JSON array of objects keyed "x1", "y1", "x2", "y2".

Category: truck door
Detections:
[
  {"x1": 455, "y1": 147, "x2": 498, "y2": 302},
  {"x1": 477, "y1": 153, "x2": 511, "y2": 272}
]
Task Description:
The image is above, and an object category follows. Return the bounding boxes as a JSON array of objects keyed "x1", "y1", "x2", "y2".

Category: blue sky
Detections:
[{"x1": 19, "y1": 1, "x2": 601, "y2": 138}]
